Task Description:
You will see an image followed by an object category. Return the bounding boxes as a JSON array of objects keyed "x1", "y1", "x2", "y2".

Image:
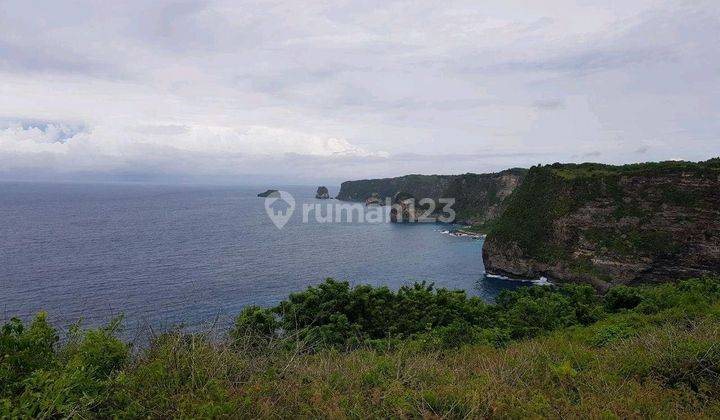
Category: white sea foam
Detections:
[
  {"x1": 439, "y1": 229, "x2": 485, "y2": 239},
  {"x1": 485, "y1": 273, "x2": 552, "y2": 286},
  {"x1": 532, "y1": 276, "x2": 553, "y2": 286}
]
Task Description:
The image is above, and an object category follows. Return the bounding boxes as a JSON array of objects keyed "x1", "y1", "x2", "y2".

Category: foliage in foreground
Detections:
[
  {"x1": 2, "y1": 277, "x2": 720, "y2": 418},
  {"x1": 231, "y1": 278, "x2": 603, "y2": 350}
]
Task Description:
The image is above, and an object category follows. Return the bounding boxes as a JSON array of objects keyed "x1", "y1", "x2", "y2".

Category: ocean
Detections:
[{"x1": 0, "y1": 182, "x2": 536, "y2": 332}]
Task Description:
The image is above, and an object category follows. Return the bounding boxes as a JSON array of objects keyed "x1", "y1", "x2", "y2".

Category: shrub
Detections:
[
  {"x1": 230, "y1": 306, "x2": 279, "y2": 347},
  {"x1": 247, "y1": 279, "x2": 609, "y2": 348},
  {"x1": 589, "y1": 323, "x2": 637, "y2": 347},
  {"x1": 273, "y1": 279, "x2": 491, "y2": 346},
  {"x1": 63, "y1": 318, "x2": 128, "y2": 378},
  {"x1": 604, "y1": 285, "x2": 644, "y2": 311},
  {"x1": 0, "y1": 313, "x2": 58, "y2": 398},
  {"x1": 495, "y1": 286, "x2": 579, "y2": 339},
  {"x1": 0, "y1": 316, "x2": 128, "y2": 418},
  {"x1": 422, "y1": 320, "x2": 484, "y2": 349}
]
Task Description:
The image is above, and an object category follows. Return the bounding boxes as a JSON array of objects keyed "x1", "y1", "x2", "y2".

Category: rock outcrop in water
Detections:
[
  {"x1": 337, "y1": 168, "x2": 527, "y2": 224},
  {"x1": 315, "y1": 186, "x2": 330, "y2": 199},
  {"x1": 482, "y1": 159, "x2": 720, "y2": 291},
  {"x1": 257, "y1": 189, "x2": 279, "y2": 197}
]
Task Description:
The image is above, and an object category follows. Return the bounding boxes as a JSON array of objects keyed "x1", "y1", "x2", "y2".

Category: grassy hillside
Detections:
[
  {"x1": 2, "y1": 277, "x2": 720, "y2": 418},
  {"x1": 482, "y1": 158, "x2": 720, "y2": 288}
]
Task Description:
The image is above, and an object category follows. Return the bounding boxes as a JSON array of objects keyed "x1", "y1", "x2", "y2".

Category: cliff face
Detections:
[
  {"x1": 482, "y1": 159, "x2": 720, "y2": 290},
  {"x1": 337, "y1": 168, "x2": 527, "y2": 224}
]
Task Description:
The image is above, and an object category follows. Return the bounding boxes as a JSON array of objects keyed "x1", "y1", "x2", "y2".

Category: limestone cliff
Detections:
[
  {"x1": 482, "y1": 159, "x2": 720, "y2": 290},
  {"x1": 336, "y1": 168, "x2": 527, "y2": 224}
]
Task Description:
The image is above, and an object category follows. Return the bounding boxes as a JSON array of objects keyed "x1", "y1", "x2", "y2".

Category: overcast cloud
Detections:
[{"x1": 0, "y1": 0, "x2": 718, "y2": 184}]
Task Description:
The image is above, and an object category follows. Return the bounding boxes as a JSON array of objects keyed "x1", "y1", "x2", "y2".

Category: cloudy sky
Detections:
[{"x1": 0, "y1": 0, "x2": 718, "y2": 184}]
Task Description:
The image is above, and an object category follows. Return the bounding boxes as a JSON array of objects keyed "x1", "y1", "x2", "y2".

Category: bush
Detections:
[
  {"x1": 0, "y1": 313, "x2": 58, "y2": 398},
  {"x1": 230, "y1": 306, "x2": 279, "y2": 347},
  {"x1": 494, "y1": 285, "x2": 597, "y2": 339},
  {"x1": 240, "y1": 279, "x2": 605, "y2": 348},
  {"x1": 273, "y1": 279, "x2": 492, "y2": 347},
  {"x1": 589, "y1": 323, "x2": 637, "y2": 347},
  {"x1": 604, "y1": 285, "x2": 644, "y2": 311},
  {"x1": 0, "y1": 316, "x2": 128, "y2": 418},
  {"x1": 64, "y1": 318, "x2": 128, "y2": 378}
]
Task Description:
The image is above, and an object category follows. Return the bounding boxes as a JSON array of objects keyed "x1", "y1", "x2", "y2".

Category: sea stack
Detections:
[{"x1": 315, "y1": 186, "x2": 330, "y2": 199}]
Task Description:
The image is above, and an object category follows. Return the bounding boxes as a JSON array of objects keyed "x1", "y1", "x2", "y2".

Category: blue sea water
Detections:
[{"x1": 0, "y1": 182, "x2": 535, "y2": 332}]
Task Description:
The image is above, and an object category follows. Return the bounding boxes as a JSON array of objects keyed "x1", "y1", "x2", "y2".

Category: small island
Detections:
[
  {"x1": 315, "y1": 186, "x2": 330, "y2": 199},
  {"x1": 257, "y1": 189, "x2": 279, "y2": 197}
]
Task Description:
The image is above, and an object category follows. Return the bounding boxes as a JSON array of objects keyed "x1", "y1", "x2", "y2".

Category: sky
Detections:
[{"x1": 0, "y1": 0, "x2": 718, "y2": 185}]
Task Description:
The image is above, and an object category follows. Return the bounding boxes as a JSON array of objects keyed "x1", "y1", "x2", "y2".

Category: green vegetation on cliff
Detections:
[
  {"x1": 3, "y1": 277, "x2": 720, "y2": 417},
  {"x1": 482, "y1": 158, "x2": 720, "y2": 287},
  {"x1": 337, "y1": 168, "x2": 528, "y2": 224}
]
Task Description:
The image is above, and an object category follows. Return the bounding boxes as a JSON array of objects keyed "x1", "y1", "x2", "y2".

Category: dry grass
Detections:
[{"x1": 119, "y1": 313, "x2": 720, "y2": 418}]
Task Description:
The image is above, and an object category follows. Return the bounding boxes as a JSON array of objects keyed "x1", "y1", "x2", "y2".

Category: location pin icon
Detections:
[{"x1": 264, "y1": 190, "x2": 295, "y2": 229}]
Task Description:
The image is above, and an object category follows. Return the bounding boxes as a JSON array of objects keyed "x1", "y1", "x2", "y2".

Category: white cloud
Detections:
[
  {"x1": 0, "y1": 0, "x2": 718, "y2": 182},
  {"x1": 0, "y1": 121, "x2": 388, "y2": 178}
]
